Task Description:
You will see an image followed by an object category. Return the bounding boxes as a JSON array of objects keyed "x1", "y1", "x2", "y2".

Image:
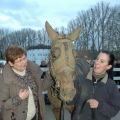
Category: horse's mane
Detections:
[
  {"x1": 74, "y1": 57, "x2": 90, "y2": 91},
  {"x1": 75, "y1": 57, "x2": 90, "y2": 77}
]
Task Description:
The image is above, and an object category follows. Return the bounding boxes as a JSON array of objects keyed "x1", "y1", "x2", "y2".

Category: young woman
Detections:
[{"x1": 72, "y1": 51, "x2": 120, "y2": 120}]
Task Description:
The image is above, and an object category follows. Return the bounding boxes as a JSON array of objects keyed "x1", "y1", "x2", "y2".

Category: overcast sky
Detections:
[{"x1": 0, "y1": 0, "x2": 119, "y2": 30}]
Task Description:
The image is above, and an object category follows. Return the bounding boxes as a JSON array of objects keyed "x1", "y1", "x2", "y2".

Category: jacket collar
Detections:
[
  {"x1": 87, "y1": 68, "x2": 108, "y2": 84},
  {"x1": 2, "y1": 60, "x2": 40, "y2": 84},
  {"x1": 3, "y1": 63, "x2": 17, "y2": 84}
]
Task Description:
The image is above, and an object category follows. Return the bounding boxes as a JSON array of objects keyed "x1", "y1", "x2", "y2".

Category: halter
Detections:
[{"x1": 49, "y1": 38, "x2": 76, "y2": 99}]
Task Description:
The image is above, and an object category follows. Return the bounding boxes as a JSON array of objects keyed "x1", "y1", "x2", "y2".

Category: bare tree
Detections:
[{"x1": 67, "y1": 2, "x2": 120, "y2": 58}]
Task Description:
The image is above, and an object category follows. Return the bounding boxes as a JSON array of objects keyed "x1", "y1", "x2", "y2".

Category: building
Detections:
[{"x1": 27, "y1": 49, "x2": 50, "y2": 65}]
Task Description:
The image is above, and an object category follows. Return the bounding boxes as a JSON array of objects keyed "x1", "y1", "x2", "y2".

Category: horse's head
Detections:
[{"x1": 45, "y1": 21, "x2": 80, "y2": 102}]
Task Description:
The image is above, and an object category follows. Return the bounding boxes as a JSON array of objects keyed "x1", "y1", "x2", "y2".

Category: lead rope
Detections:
[
  {"x1": 91, "y1": 75, "x2": 103, "y2": 120},
  {"x1": 60, "y1": 101, "x2": 65, "y2": 120}
]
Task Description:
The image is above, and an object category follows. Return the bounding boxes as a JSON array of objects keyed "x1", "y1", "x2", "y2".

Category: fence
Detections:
[{"x1": 113, "y1": 68, "x2": 120, "y2": 89}]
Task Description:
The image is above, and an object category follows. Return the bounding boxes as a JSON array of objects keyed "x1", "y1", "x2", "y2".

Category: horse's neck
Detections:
[{"x1": 75, "y1": 57, "x2": 90, "y2": 77}]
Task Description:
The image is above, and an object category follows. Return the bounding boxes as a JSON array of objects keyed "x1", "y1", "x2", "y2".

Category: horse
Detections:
[{"x1": 45, "y1": 21, "x2": 90, "y2": 120}]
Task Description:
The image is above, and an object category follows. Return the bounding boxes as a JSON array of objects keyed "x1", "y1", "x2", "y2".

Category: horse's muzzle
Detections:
[{"x1": 59, "y1": 88, "x2": 76, "y2": 102}]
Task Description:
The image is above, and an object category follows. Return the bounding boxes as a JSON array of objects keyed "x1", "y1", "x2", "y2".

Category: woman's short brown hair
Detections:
[{"x1": 5, "y1": 46, "x2": 27, "y2": 63}]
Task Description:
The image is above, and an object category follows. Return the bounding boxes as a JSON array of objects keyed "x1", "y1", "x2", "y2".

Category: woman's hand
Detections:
[
  {"x1": 19, "y1": 89, "x2": 29, "y2": 100},
  {"x1": 87, "y1": 99, "x2": 99, "y2": 108}
]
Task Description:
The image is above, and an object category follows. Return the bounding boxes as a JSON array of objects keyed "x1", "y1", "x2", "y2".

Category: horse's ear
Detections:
[
  {"x1": 45, "y1": 21, "x2": 59, "y2": 41},
  {"x1": 68, "y1": 27, "x2": 80, "y2": 41}
]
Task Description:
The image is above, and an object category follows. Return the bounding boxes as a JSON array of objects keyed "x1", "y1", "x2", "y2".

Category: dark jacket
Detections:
[
  {"x1": 72, "y1": 69, "x2": 120, "y2": 120},
  {"x1": 0, "y1": 61, "x2": 52, "y2": 120}
]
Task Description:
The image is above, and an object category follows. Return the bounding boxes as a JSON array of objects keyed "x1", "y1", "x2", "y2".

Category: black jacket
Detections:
[{"x1": 72, "y1": 70, "x2": 120, "y2": 120}]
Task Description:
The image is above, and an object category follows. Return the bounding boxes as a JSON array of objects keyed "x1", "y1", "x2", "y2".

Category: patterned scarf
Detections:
[{"x1": 14, "y1": 69, "x2": 41, "y2": 120}]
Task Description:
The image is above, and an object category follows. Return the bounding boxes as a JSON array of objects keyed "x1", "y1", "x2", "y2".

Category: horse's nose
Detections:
[{"x1": 60, "y1": 88, "x2": 76, "y2": 102}]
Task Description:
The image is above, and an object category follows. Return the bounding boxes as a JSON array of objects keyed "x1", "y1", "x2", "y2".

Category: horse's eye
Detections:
[{"x1": 51, "y1": 47, "x2": 61, "y2": 59}]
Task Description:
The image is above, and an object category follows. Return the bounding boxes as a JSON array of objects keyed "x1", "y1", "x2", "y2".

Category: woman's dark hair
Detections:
[
  {"x1": 101, "y1": 50, "x2": 115, "y2": 66},
  {"x1": 101, "y1": 50, "x2": 115, "y2": 79}
]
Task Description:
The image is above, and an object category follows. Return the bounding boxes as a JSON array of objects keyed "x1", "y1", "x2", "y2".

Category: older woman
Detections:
[
  {"x1": 0, "y1": 46, "x2": 52, "y2": 120},
  {"x1": 72, "y1": 51, "x2": 120, "y2": 120}
]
